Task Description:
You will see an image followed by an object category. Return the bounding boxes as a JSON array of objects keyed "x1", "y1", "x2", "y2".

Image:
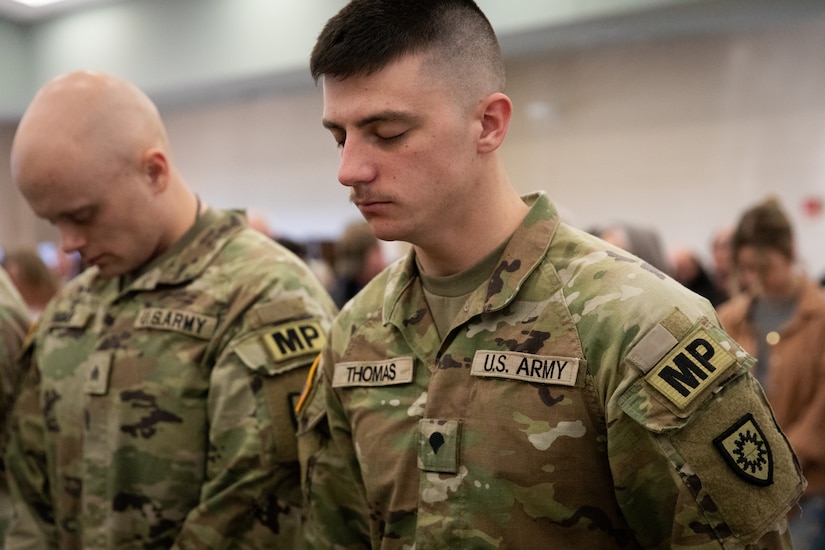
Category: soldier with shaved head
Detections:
[
  {"x1": 296, "y1": 1, "x2": 805, "y2": 548},
  {"x1": 6, "y1": 71, "x2": 337, "y2": 548}
]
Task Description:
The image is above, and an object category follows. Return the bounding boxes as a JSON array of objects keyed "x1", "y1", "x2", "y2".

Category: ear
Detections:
[
  {"x1": 143, "y1": 148, "x2": 169, "y2": 194},
  {"x1": 477, "y1": 92, "x2": 512, "y2": 154}
]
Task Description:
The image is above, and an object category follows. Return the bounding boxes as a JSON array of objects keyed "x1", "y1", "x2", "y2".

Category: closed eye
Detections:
[{"x1": 378, "y1": 131, "x2": 407, "y2": 142}]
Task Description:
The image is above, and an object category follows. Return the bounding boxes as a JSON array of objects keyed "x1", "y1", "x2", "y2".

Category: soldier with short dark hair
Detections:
[
  {"x1": 296, "y1": 1, "x2": 805, "y2": 548},
  {"x1": 6, "y1": 70, "x2": 337, "y2": 548}
]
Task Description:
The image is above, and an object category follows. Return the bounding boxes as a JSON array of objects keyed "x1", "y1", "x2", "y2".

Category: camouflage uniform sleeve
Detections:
[
  {"x1": 171, "y1": 298, "x2": 332, "y2": 550},
  {"x1": 297, "y1": 343, "x2": 371, "y2": 550},
  {"x1": 4, "y1": 351, "x2": 59, "y2": 549},
  {"x1": 0, "y1": 273, "x2": 30, "y2": 436},
  {"x1": 609, "y1": 309, "x2": 803, "y2": 548}
]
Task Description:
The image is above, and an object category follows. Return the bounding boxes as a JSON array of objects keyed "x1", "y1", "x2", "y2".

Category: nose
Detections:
[
  {"x1": 58, "y1": 223, "x2": 86, "y2": 254},
  {"x1": 337, "y1": 138, "x2": 375, "y2": 188}
]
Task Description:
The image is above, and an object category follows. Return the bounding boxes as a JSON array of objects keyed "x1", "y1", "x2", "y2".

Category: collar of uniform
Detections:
[
  {"x1": 119, "y1": 209, "x2": 245, "y2": 292},
  {"x1": 382, "y1": 192, "x2": 559, "y2": 327}
]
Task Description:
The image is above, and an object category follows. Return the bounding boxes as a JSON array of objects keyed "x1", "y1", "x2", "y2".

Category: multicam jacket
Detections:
[
  {"x1": 5, "y1": 210, "x2": 337, "y2": 549},
  {"x1": 298, "y1": 193, "x2": 804, "y2": 549},
  {"x1": 0, "y1": 267, "x2": 30, "y2": 543},
  {"x1": 0, "y1": 267, "x2": 30, "y2": 423}
]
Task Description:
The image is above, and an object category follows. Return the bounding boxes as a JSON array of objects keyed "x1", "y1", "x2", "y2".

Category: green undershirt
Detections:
[{"x1": 419, "y1": 237, "x2": 510, "y2": 339}]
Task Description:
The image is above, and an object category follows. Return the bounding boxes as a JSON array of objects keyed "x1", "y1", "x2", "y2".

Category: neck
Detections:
[
  {"x1": 416, "y1": 187, "x2": 528, "y2": 277},
  {"x1": 158, "y1": 185, "x2": 200, "y2": 252}
]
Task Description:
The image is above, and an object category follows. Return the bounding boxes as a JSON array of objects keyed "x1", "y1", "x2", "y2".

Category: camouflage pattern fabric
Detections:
[
  {"x1": 4, "y1": 209, "x2": 337, "y2": 549},
  {"x1": 0, "y1": 266, "x2": 30, "y2": 430},
  {"x1": 298, "y1": 193, "x2": 805, "y2": 549},
  {"x1": 0, "y1": 267, "x2": 31, "y2": 547}
]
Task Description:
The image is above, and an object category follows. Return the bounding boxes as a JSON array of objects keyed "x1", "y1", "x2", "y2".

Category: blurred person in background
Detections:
[
  {"x1": 670, "y1": 245, "x2": 726, "y2": 307},
  {"x1": 711, "y1": 225, "x2": 737, "y2": 303},
  {"x1": 717, "y1": 197, "x2": 825, "y2": 550},
  {"x1": 1, "y1": 247, "x2": 61, "y2": 318},
  {"x1": 330, "y1": 220, "x2": 387, "y2": 307},
  {"x1": 0, "y1": 266, "x2": 30, "y2": 542},
  {"x1": 599, "y1": 222, "x2": 673, "y2": 276},
  {"x1": 6, "y1": 70, "x2": 337, "y2": 548}
]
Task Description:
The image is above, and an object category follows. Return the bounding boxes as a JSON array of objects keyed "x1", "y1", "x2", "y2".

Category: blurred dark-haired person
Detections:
[
  {"x1": 718, "y1": 197, "x2": 825, "y2": 550},
  {"x1": 331, "y1": 220, "x2": 387, "y2": 308},
  {"x1": 295, "y1": 1, "x2": 805, "y2": 548},
  {"x1": 1, "y1": 247, "x2": 61, "y2": 318}
]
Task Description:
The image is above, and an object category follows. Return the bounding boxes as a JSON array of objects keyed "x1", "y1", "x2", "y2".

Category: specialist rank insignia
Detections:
[{"x1": 713, "y1": 413, "x2": 773, "y2": 486}]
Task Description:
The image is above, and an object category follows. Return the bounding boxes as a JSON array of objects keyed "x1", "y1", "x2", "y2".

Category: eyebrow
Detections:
[{"x1": 322, "y1": 110, "x2": 417, "y2": 132}]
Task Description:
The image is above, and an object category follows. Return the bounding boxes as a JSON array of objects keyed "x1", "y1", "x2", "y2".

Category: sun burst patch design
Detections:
[{"x1": 713, "y1": 413, "x2": 773, "y2": 486}]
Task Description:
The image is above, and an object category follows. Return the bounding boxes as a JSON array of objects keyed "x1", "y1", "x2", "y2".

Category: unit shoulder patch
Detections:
[
  {"x1": 713, "y1": 413, "x2": 773, "y2": 486},
  {"x1": 645, "y1": 326, "x2": 735, "y2": 410}
]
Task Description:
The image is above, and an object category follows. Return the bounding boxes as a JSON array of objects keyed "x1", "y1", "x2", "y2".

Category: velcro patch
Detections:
[
  {"x1": 471, "y1": 351, "x2": 579, "y2": 386},
  {"x1": 645, "y1": 327, "x2": 735, "y2": 409},
  {"x1": 50, "y1": 307, "x2": 92, "y2": 329},
  {"x1": 84, "y1": 353, "x2": 112, "y2": 395},
  {"x1": 333, "y1": 357, "x2": 414, "y2": 388},
  {"x1": 262, "y1": 319, "x2": 326, "y2": 362},
  {"x1": 134, "y1": 307, "x2": 217, "y2": 340},
  {"x1": 418, "y1": 419, "x2": 461, "y2": 474},
  {"x1": 713, "y1": 413, "x2": 773, "y2": 486}
]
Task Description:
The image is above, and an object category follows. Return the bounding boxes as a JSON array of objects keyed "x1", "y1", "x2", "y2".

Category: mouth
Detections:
[
  {"x1": 353, "y1": 194, "x2": 392, "y2": 207},
  {"x1": 83, "y1": 254, "x2": 103, "y2": 267}
]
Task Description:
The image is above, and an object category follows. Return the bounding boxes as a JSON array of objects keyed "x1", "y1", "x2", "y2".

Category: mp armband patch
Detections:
[
  {"x1": 262, "y1": 319, "x2": 326, "y2": 362},
  {"x1": 713, "y1": 413, "x2": 773, "y2": 486},
  {"x1": 645, "y1": 326, "x2": 735, "y2": 409}
]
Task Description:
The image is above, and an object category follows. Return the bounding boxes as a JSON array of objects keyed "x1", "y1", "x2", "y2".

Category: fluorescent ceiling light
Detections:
[{"x1": 11, "y1": 0, "x2": 68, "y2": 7}]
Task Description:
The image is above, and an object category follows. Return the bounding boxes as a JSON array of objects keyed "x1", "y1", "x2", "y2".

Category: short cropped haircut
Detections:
[
  {"x1": 310, "y1": 0, "x2": 505, "y2": 96},
  {"x1": 732, "y1": 198, "x2": 794, "y2": 261}
]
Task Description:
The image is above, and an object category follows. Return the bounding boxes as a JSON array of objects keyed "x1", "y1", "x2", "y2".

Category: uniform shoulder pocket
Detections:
[
  {"x1": 619, "y1": 312, "x2": 749, "y2": 431},
  {"x1": 619, "y1": 312, "x2": 805, "y2": 543},
  {"x1": 233, "y1": 315, "x2": 326, "y2": 376}
]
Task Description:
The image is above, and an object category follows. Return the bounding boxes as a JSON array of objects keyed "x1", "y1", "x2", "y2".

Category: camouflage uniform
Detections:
[
  {"x1": 5, "y1": 209, "x2": 337, "y2": 549},
  {"x1": 0, "y1": 266, "x2": 30, "y2": 424},
  {"x1": 0, "y1": 267, "x2": 31, "y2": 546},
  {"x1": 298, "y1": 193, "x2": 804, "y2": 549}
]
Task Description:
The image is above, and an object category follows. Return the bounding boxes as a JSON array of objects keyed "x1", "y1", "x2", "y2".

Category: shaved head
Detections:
[
  {"x1": 11, "y1": 71, "x2": 196, "y2": 277},
  {"x1": 12, "y1": 71, "x2": 168, "y2": 197}
]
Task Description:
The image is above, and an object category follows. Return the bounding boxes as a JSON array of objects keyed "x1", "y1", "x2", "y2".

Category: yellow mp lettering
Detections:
[
  {"x1": 647, "y1": 328, "x2": 734, "y2": 409},
  {"x1": 264, "y1": 320, "x2": 326, "y2": 362}
]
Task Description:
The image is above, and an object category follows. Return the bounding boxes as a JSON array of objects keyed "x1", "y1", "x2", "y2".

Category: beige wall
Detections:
[
  {"x1": 0, "y1": 124, "x2": 56, "y2": 252},
  {"x1": 502, "y1": 17, "x2": 825, "y2": 275},
  {"x1": 2, "y1": 16, "x2": 824, "y2": 276}
]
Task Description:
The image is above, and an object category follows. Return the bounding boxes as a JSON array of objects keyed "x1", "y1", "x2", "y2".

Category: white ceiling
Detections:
[
  {"x1": 0, "y1": 0, "x2": 119, "y2": 22},
  {"x1": 2, "y1": 0, "x2": 824, "y2": 120}
]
